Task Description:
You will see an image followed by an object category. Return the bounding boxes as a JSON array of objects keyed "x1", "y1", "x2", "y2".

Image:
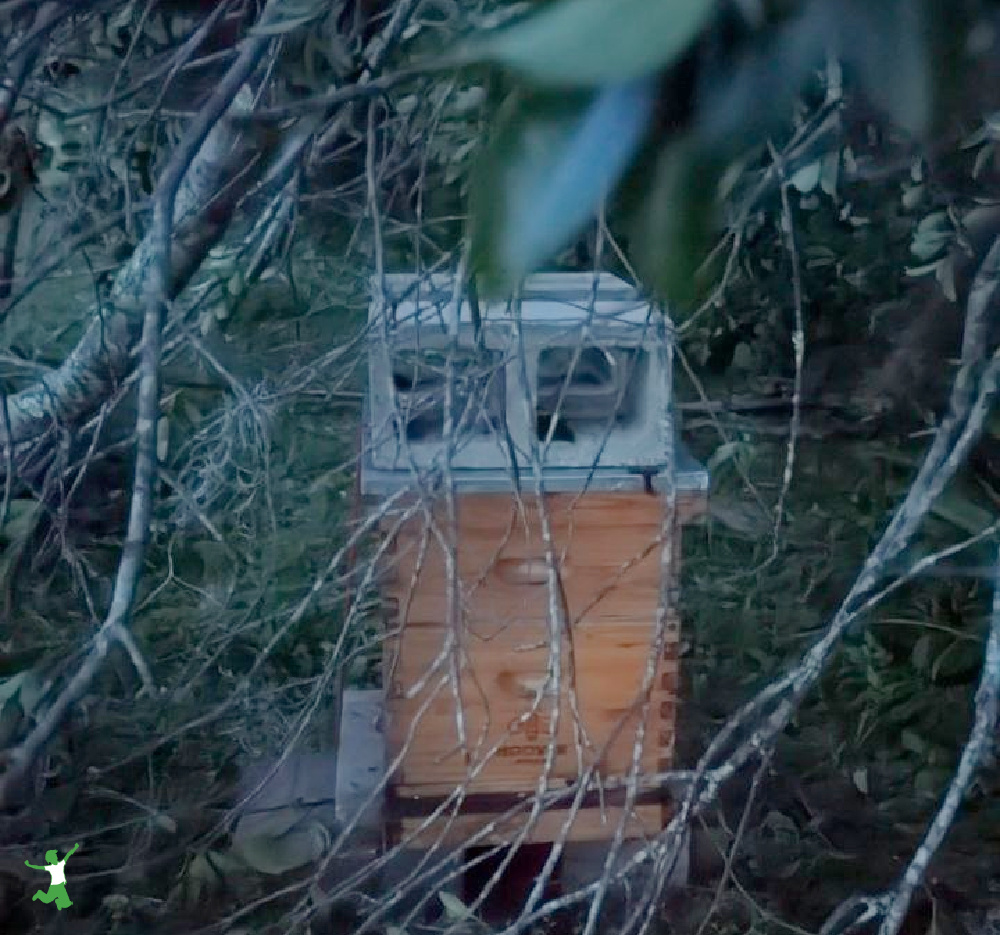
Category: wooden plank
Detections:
[
  {"x1": 450, "y1": 492, "x2": 706, "y2": 531},
  {"x1": 389, "y1": 529, "x2": 668, "y2": 579},
  {"x1": 384, "y1": 704, "x2": 676, "y2": 790},
  {"x1": 391, "y1": 801, "x2": 669, "y2": 847},
  {"x1": 386, "y1": 493, "x2": 701, "y2": 562},
  {"x1": 388, "y1": 574, "x2": 667, "y2": 629},
  {"x1": 385, "y1": 620, "x2": 679, "y2": 689},
  {"x1": 391, "y1": 587, "x2": 672, "y2": 630},
  {"x1": 383, "y1": 619, "x2": 679, "y2": 790},
  {"x1": 383, "y1": 502, "x2": 677, "y2": 627}
]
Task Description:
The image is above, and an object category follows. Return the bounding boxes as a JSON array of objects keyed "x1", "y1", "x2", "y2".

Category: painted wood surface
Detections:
[{"x1": 379, "y1": 491, "x2": 704, "y2": 844}]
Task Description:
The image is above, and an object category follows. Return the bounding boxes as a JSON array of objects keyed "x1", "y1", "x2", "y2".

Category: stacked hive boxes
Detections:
[{"x1": 361, "y1": 273, "x2": 707, "y2": 847}]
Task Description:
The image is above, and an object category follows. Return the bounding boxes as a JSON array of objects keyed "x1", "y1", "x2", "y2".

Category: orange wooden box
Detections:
[{"x1": 379, "y1": 491, "x2": 705, "y2": 847}]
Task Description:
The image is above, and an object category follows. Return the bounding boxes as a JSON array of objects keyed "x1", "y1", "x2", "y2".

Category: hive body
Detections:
[
  {"x1": 361, "y1": 273, "x2": 707, "y2": 848},
  {"x1": 382, "y1": 492, "x2": 708, "y2": 846}
]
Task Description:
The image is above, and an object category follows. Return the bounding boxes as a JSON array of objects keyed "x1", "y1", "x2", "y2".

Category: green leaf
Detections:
[
  {"x1": 439, "y1": 891, "x2": 474, "y2": 922},
  {"x1": 625, "y1": 138, "x2": 726, "y2": 310},
  {"x1": 884, "y1": 692, "x2": 931, "y2": 725},
  {"x1": 790, "y1": 161, "x2": 821, "y2": 194},
  {"x1": 470, "y1": 80, "x2": 655, "y2": 294},
  {"x1": 0, "y1": 670, "x2": 43, "y2": 711},
  {"x1": 0, "y1": 697, "x2": 23, "y2": 748},
  {"x1": 837, "y1": 0, "x2": 931, "y2": 138},
  {"x1": 705, "y1": 440, "x2": 748, "y2": 474},
  {"x1": 937, "y1": 255, "x2": 957, "y2": 302},
  {"x1": 913, "y1": 767, "x2": 951, "y2": 797},
  {"x1": 913, "y1": 210, "x2": 949, "y2": 235},
  {"x1": 900, "y1": 728, "x2": 927, "y2": 756},
  {"x1": 0, "y1": 498, "x2": 42, "y2": 542},
  {"x1": 0, "y1": 499, "x2": 42, "y2": 595},
  {"x1": 183, "y1": 852, "x2": 242, "y2": 904},
  {"x1": 962, "y1": 113, "x2": 1000, "y2": 149},
  {"x1": 931, "y1": 640, "x2": 983, "y2": 683},
  {"x1": 910, "y1": 234, "x2": 953, "y2": 263},
  {"x1": 250, "y1": 0, "x2": 324, "y2": 37},
  {"x1": 901, "y1": 183, "x2": 924, "y2": 210},
  {"x1": 910, "y1": 634, "x2": 933, "y2": 674},
  {"x1": 696, "y1": 9, "x2": 830, "y2": 154},
  {"x1": 930, "y1": 482, "x2": 996, "y2": 536},
  {"x1": 820, "y1": 150, "x2": 840, "y2": 197},
  {"x1": 461, "y1": 0, "x2": 714, "y2": 87}
]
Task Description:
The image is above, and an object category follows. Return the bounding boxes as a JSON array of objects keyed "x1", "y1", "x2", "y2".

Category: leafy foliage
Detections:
[
  {"x1": 462, "y1": 0, "x2": 715, "y2": 86},
  {"x1": 466, "y1": 0, "x2": 954, "y2": 306}
]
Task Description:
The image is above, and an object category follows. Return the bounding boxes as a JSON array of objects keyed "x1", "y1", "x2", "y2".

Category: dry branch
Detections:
[{"x1": 0, "y1": 0, "x2": 295, "y2": 810}]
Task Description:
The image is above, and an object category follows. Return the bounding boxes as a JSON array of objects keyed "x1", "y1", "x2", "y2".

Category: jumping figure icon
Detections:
[{"x1": 25, "y1": 842, "x2": 80, "y2": 910}]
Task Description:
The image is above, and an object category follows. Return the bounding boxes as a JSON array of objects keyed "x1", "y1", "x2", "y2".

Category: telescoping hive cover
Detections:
[{"x1": 361, "y1": 272, "x2": 707, "y2": 495}]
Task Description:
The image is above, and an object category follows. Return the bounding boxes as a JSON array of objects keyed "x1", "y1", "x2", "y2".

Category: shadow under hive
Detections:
[{"x1": 361, "y1": 273, "x2": 708, "y2": 848}]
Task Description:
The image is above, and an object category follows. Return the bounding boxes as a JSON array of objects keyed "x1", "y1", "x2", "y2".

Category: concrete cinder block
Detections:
[{"x1": 335, "y1": 688, "x2": 385, "y2": 854}]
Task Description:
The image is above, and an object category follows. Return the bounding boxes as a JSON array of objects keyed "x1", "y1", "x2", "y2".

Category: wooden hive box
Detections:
[{"x1": 361, "y1": 273, "x2": 708, "y2": 849}]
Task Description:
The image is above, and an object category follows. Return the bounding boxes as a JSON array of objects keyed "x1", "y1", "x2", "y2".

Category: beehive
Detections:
[{"x1": 361, "y1": 273, "x2": 707, "y2": 848}]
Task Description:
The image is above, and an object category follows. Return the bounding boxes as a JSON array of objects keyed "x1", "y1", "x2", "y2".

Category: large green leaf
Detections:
[
  {"x1": 461, "y1": 0, "x2": 715, "y2": 87},
  {"x1": 470, "y1": 79, "x2": 655, "y2": 294},
  {"x1": 835, "y1": 0, "x2": 932, "y2": 138},
  {"x1": 626, "y1": 138, "x2": 726, "y2": 310},
  {"x1": 695, "y1": 8, "x2": 830, "y2": 153}
]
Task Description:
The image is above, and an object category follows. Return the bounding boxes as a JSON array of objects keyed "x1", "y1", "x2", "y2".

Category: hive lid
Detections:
[
  {"x1": 361, "y1": 272, "x2": 708, "y2": 495},
  {"x1": 359, "y1": 446, "x2": 708, "y2": 495}
]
